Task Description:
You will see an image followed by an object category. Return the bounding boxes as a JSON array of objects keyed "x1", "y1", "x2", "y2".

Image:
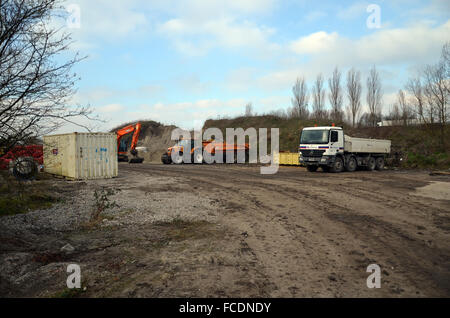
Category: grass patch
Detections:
[
  {"x1": 405, "y1": 151, "x2": 450, "y2": 169},
  {"x1": 50, "y1": 286, "x2": 87, "y2": 298},
  {"x1": 0, "y1": 171, "x2": 58, "y2": 217},
  {"x1": 0, "y1": 189, "x2": 58, "y2": 216}
]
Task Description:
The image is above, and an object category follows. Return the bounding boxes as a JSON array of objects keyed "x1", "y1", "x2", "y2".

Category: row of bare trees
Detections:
[
  {"x1": 399, "y1": 42, "x2": 449, "y2": 148},
  {"x1": 289, "y1": 66, "x2": 383, "y2": 127},
  {"x1": 403, "y1": 43, "x2": 449, "y2": 128},
  {"x1": 386, "y1": 43, "x2": 449, "y2": 132}
]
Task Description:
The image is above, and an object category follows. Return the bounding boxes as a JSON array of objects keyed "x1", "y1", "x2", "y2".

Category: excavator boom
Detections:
[{"x1": 116, "y1": 122, "x2": 144, "y2": 163}]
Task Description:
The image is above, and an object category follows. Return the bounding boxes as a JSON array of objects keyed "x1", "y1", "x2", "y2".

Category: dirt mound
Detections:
[{"x1": 111, "y1": 120, "x2": 179, "y2": 163}]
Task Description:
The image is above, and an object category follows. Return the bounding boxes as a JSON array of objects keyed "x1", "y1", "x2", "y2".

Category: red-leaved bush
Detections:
[{"x1": 0, "y1": 145, "x2": 43, "y2": 170}]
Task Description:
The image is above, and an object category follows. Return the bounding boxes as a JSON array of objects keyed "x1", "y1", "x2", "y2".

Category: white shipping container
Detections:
[
  {"x1": 344, "y1": 135, "x2": 391, "y2": 154},
  {"x1": 43, "y1": 133, "x2": 118, "y2": 180}
]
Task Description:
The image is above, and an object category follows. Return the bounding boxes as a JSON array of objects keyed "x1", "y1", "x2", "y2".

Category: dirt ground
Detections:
[{"x1": 0, "y1": 163, "x2": 449, "y2": 297}]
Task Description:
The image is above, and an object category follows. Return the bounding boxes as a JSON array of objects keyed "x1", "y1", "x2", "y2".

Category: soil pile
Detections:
[{"x1": 111, "y1": 121, "x2": 180, "y2": 163}]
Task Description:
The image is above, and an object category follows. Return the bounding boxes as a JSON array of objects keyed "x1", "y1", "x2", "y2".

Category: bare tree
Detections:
[
  {"x1": 397, "y1": 89, "x2": 411, "y2": 126},
  {"x1": 406, "y1": 77, "x2": 426, "y2": 123},
  {"x1": 423, "y1": 60, "x2": 448, "y2": 147},
  {"x1": 312, "y1": 73, "x2": 326, "y2": 119},
  {"x1": 366, "y1": 66, "x2": 383, "y2": 126},
  {"x1": 328, "y1": 67, "x2": 343, "y2": 122},
  {"x1": 346, "y1": 68, "x2": 362, "y2": 127},
  {"x1": 404, "y1": 42, "x2": 449, "y2": 150},
  {"x1": 291, "y1": 77, "x2": 309, "y2": 119},
  {"x1": 0, "y1": 0, "x2": 93, "y2": 152},
  {"x1": 387, "y1": 103, "x2": 402, "y2": 125},
  {"x1": 442, "y1": 41, "x2": 450, "y2": 83},
  {"x1": 245, "y1": 102, "x2": 253, "y2": 117}
]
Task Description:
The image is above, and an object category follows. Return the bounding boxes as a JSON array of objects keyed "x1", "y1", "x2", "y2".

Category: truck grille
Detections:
[{"x1": 300, "y1": 149, "x2": 325, "y2": 157}]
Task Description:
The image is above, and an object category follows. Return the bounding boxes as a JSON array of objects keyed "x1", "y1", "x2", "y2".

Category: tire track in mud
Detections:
[
  {"x1": 131, "y1": 167, "x2": 397, "y2": 295},
  {"x1": 239, "y1": 177, "x2": 450, "y2": 296},
  {"x1": 122, "y1": 164, "x2": 450, "y2": 296}
]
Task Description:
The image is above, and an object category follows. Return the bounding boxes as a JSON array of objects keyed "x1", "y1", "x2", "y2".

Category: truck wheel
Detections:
[
  {"x1": 192, "y1": 152, "x2": 204, "y2": 164},
  {"x1": 331, "y1": 157, "x2": 344, "y2": 173},
  {"x1": 161, "y1": 153, "x2": 172, "y2": 164},
  {"x1": 306, "y1": 165, "x2": 319, "y2": 172},
  {"x1": 345, "y1": 157, "x2": 357, "y2": 172},
  {"x1": 375, "y1": 157, "x2": 385, "y2": 170},
  {"x1": 367, "y1": 157, "x2": 376, "y2": 171},
  {"x1": 173, "y1": 152, "x2": 184, "y2": 165}
]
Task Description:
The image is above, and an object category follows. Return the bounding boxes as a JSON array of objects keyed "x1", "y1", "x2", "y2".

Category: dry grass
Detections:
[{"x1": 0, "y1": 172, "x2": 58, "y2": 217}]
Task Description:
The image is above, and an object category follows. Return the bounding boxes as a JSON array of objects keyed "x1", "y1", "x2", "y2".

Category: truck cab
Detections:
[{"x1": 299, "y1": 126, "x2": 344, "y2": 172}]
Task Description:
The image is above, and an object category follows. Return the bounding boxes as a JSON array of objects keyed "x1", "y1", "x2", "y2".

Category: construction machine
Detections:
[
  {"x1": 116, "y1": 122, "x2": 144, "y2": 163},
  {"x1": 161, "y1": 138, "x2": 249, "y2": 164}
]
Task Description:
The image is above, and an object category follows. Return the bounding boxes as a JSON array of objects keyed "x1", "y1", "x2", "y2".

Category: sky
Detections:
[{"x1": 56, "y1": 0, "x2": 450, "y2": 132}]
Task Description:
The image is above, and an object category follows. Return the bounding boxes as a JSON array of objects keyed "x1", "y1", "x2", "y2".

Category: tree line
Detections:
[
  {"x1": 245, "y1": 42, "x2": 449, "y2": 135},
  {"x1": 286, "y1": 65, "x2": 381, "y2": 128}
]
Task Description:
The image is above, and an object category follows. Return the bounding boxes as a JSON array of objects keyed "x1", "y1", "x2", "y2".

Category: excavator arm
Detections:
[{"x1": 116, "y1": 122, "x2": 144, "y2": 163}]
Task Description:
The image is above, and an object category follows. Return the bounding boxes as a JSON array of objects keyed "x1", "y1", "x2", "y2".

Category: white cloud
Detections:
[
  {"x1": 290, "y1": 31, "x2": 339, "y2": 54},
  {"x1": 152, "y1": 0, "x2": 278, "y2": 55},
  {"x1": 75, "y1": 85, "x2": 165, "y2": 106},
  {"x1": 158, "y1": 17, "x2": 278, "y2": 56},
  {"x1": 355, "y1": 21, "x2": 450, "y2": 64},
  {"x1": 61, "y1": 0, "x2": 278, "y2": 55},
  {"x1": 249, "y1": 20, "x2": 449, "y2": 99},
  {"x1": 63, "y1": 0, "x2": 149, "y2": 40},
  {"x1": 288, "y1": 20, "x2": 450, "y2": 65},
  {"x1": 162, "y1": 0, "x2": 276, "y2": 18},
  {"x1": 98, "y1": 98, "x2": 249, "y2": 130}
]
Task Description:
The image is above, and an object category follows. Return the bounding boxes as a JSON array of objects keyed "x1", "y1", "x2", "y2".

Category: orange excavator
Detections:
[{"x1": 116, "y1": 122, "x2": 144, "y2": 163}]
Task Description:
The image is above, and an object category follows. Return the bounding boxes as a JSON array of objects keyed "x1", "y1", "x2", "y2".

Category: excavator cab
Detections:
[{"x1": 116, "y1": 122, "x2": 144, "y2": 163}]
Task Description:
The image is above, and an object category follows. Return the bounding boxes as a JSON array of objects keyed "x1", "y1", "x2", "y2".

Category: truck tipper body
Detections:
[{"x1": 299, "y1": 126, "x2": 391, "y2": 172}]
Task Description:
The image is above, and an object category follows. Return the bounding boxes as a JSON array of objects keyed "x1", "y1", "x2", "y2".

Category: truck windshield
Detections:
[{"x1": 300, "y1": 130, "x2": 329, "y2": 144}]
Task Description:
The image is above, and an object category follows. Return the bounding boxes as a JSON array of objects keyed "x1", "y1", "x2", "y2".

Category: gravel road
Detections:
[{"x1": 1, "y1": 163, "x2": 449, "y2": 297}]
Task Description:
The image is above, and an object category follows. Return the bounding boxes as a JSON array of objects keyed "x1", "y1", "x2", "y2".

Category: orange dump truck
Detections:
[{"x1": 161, "y1": 139, "x2": 249, "y2": 164}]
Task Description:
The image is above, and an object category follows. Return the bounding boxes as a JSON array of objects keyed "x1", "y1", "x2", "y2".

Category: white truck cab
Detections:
[{"x1": 299, "y1": 126, "x2": 391, "y2": 173}]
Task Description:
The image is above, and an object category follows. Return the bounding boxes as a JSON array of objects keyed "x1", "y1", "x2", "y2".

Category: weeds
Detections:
[
  {"x1": 89, "y1": 187, "x2": 120, "y2": 224},
  {"x1": 0, "y1": 171, "x2": 57, "y2": 217}
]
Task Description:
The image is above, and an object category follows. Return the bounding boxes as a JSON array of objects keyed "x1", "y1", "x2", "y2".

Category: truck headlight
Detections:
[{"x1": 320, "y1": 157, "x2": 328, "y2": 162}]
